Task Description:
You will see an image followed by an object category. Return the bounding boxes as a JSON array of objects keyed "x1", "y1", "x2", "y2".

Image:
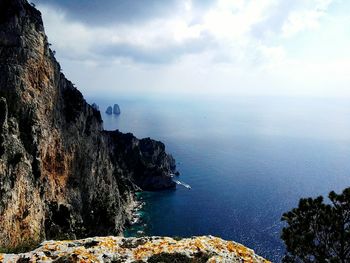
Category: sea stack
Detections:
[
  {"x1": 113, "y1": 103, "x2": 121, "y2": 114},
  {"x1": 106, "y1": 105, "x2": 113, "y2": 114},
  {"x1": 0, "y1": 0, "x2": 176, "y2": 249}
]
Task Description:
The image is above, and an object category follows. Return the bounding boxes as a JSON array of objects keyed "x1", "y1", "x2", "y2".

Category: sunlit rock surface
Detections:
[{"x1": 0, "y1": 236, "x2": 271, "y2": 263}]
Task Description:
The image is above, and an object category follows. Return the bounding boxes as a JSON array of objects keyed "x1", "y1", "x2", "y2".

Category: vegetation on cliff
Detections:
[{"x1": 281, "y1": 187, "x2": 350, "y2": 262}]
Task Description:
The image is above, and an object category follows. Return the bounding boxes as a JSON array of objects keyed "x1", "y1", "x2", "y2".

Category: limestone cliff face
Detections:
[
  {"x1": 0, "y1": 236, "x2": 271, "y2": 262},
  {"x1": 0, "y1": 0, "x2": 176, "y2": 249}
]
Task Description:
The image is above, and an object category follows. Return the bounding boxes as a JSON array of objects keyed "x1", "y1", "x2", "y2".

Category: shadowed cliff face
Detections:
[{"x1": 0, "y1": 0, "x2": 176, "y2": 249}]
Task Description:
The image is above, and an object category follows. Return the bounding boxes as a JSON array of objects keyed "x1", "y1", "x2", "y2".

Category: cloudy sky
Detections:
[{"x1": 32, "y1": 0, "x2": 350, "y2": 98}]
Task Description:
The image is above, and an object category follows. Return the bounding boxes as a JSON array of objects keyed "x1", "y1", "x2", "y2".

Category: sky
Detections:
[{"x1": 32, "y1": 0, "x2": 350, "y2": 99}]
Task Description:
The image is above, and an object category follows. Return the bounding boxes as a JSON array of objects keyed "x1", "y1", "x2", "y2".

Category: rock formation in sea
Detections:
[
  {"x1": 0, "y1": 0, "x2": 176, "y2": 250},
  {"x1": 0, "y1": 236, "x2": 270, "y2": 262},
  {"x1": 106, "y1": 106, "x2": 113, "y2": 115},
  {"x1": 113, "y1": 104, "x2": 121, "y2": 114}
]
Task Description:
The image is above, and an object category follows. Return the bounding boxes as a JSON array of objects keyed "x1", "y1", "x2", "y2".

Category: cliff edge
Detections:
[
  {"x1": 0, "y1": 0, "x2": 175, "y2": 249},
  {"x1": 0, "y1": 236, "x2": 270, "y2": 262}
]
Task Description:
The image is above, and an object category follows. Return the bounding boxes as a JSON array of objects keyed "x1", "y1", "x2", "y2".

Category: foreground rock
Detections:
[
  {"x1": 0, "y1": 236, "x2": 270, "y2": 263},
  {"x1": 0, "y1": 0, "x2": 176, "y2": 249}
]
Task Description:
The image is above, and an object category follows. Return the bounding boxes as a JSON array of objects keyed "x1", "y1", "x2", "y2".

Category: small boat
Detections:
[{"x1": 173, "y1": 179, "x2": 192, "y2": 190}]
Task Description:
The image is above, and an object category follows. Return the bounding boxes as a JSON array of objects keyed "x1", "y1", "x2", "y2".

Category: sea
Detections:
[{"x1": 88, "y1": 95, "x2": 350, "y2": 262}]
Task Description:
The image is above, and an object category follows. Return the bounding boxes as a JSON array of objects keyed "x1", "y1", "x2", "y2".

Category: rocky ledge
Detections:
[{"x1": 0, "y1": 236, "x2": 270, "y2": 263}]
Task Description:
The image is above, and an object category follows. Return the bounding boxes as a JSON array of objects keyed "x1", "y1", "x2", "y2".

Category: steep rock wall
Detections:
[{"x1": 0, "y1": 0, "x2": 176, "y2": 249}]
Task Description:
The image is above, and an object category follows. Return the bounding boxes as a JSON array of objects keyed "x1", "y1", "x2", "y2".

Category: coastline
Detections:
[{"x1": 124, "y1": 192, "x2": 149, "y2": 237}]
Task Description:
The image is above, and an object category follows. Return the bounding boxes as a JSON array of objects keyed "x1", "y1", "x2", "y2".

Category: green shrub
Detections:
[{"x1": 281, "y1": 187, "x2": 350, "y2": 262}]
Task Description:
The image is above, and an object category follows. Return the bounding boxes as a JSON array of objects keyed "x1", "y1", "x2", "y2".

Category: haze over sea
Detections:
[{"x1": 89, "y1": 95, "x2": 350, "y2": 261}]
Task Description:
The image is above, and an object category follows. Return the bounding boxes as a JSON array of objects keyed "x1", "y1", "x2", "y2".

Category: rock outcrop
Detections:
[
  {"x1": 91, "y1": 103, "x2": 99, "y2": 111},
  {"x1": 113, "y1": 104, "x2": 121, "y2": 115},
  {"x1": 105, "y1": 106, "x2": 113, "y2": 115},
  {"x1": 0, "y1": 0, "x2": 176, "y2": 250},
  {"x1": 0, "y1": 236, "x2": 270, "y2": 262},
  {"x1": 105, "y1": 104, "x2": 120, "y2": 115}
]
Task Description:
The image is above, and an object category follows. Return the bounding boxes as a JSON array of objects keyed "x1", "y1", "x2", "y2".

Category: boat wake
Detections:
[{"x1": 173, "y1": 179, "x2": 192, "y2": 189}]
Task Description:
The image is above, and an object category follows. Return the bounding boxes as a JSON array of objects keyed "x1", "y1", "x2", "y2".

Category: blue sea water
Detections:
[{"x1": 88, "y1": 95, "x2": 350, "y2": 262}]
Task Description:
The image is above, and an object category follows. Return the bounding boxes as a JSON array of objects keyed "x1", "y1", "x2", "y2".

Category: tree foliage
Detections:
[{"x1": 281, "y1": 188, "x2": 350, "y2": 262}]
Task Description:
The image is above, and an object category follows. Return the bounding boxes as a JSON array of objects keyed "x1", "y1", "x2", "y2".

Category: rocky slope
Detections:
[
  {"x1": 0, "y1": 0, "x2": 176, "y2": 250},
  {"x1": 0, "y1": 236, "x2": 270, "y2": 262}
]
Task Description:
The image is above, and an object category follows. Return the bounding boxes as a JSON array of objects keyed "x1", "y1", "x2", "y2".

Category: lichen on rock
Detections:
[{"x1": 0, "y1": 236, "x2": 271, "y2": 263}]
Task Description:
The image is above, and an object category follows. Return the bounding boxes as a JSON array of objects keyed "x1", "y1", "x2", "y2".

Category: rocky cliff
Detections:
[
  {"x1": 0, "y1": 236, "x2": 270, "y2": 262},
  {"x1": 0, "y1": 0, "x2": 176, "y2": 250}
]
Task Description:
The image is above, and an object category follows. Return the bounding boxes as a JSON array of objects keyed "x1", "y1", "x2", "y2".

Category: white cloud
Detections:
[
  {"x1": 282, "y1": 0, "x2": 333, "y2": 38},
  {"x1": 40, "y1": 0, "x2": 334, "y2": 65},
  {"x1": 40, "y1": 4, "x2": 214, "y2": 64},
  {"x1": 36, "y1": 0, "x2": 350, "y2": 98}
]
